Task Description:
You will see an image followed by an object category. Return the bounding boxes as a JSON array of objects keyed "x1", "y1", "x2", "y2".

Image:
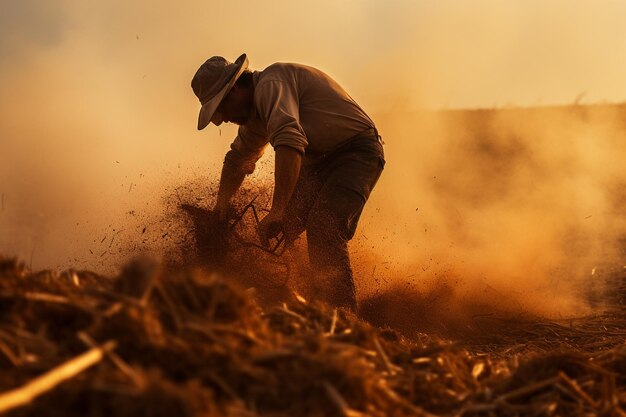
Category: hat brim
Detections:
[{"x1": 197, "y1": 53, "x2": 249, "y2": 130}]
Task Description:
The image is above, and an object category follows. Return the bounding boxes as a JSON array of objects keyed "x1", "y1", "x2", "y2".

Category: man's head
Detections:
[
  {"x1": 191, "y1": 53, "x2": 254, "y2": 130},
  {"x1": 209, "y1": 71, "x2": 255, "y2": 126}
]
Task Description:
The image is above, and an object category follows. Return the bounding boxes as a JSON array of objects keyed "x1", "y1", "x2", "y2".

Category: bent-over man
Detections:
[{"x1": 191, "y1": 53, "x2": 385, "y2": 310}]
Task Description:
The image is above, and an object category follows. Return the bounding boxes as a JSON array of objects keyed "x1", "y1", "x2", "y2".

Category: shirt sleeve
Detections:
[
  {"x1": 225, "y1": 125, "x2": 268, "y2": 175},
  {"x1": 255, "y1": 80, "x2": 308, "y2": 154}
]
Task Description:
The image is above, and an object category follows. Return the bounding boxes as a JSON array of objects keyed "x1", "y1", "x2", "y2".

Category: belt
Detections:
[{"x1": 304, "y1": 126, "x2": 383, "y2": 166}]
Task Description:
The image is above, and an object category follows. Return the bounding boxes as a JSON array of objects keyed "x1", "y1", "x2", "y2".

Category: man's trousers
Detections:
[{"x1": 283, "y1": 129, "x2": 385, "y2": 309}]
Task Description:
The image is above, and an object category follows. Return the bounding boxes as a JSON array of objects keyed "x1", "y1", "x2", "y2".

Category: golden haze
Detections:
[{"x1": 1, "y1": 1, "x2": 625, "y2": 320}]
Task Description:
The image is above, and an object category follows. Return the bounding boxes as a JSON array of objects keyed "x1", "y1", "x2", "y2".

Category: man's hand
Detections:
[{"x1": 257, "y1": 210, "x2": 284, "y2": 247}]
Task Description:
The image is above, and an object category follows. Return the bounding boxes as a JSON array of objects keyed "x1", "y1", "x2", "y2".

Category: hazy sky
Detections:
[
  {"x1": 1, "y1": 0, "x2": 626, "y2": 274},
  {"x1": 1, "y1": 0, "x2": 626, "y2": 111}
]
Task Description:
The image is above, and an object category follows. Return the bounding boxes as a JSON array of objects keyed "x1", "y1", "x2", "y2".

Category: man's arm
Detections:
[
  {"x1": 271, "y1": 146, "x2": 302, "y2": 215},
  {"x1": 214, "y1": 157, "x2": 247, "y2": 221},
  {"x1": 257, "y1": 146, "x2": 302, "y2": 246}
]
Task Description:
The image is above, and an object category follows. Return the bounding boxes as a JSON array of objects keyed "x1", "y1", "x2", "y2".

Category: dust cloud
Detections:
[
  {"x1": 1, "y1": 1, "x2": 626, "y2": 326},
  {"x1": 356, "y1": 105, "x2": 626, "y2": 325}
]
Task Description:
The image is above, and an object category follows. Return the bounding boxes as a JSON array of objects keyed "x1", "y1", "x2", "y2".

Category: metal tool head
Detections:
[{"x1": 228, "y1": 198, "x2": 288, "y2": 257}]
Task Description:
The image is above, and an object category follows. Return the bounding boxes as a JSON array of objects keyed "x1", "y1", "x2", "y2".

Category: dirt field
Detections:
[{"x1": 0, "y1": 234, "x2": 624, "y2": 416}]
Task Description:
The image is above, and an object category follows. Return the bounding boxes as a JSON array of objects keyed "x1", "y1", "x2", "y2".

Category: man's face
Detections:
[{"x1": 211, "y1": 85, "x2": 253, "y2": 126}]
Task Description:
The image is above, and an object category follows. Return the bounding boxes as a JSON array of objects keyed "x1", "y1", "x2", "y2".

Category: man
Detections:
[{"x1": 191, "y1": 53, "x2": 385, "y2": 310}]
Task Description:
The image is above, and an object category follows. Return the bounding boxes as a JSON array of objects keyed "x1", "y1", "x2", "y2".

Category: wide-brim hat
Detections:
[{"x1": 191, "y1": 53, "x2": 249, "y2": 130}]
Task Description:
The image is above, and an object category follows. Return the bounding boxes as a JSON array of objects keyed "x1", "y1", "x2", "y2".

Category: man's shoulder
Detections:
[
  {"x1": 257, "y1": 63, "x2": 296, "y2": 83},
  {"x1": 258, "y1": 62, "x2": 321, "y2": 84}
]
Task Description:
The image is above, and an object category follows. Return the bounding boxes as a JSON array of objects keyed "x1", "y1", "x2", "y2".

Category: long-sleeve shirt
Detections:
[{"x1": 226, "y1": 63, "x2": 375, "y2": 172}]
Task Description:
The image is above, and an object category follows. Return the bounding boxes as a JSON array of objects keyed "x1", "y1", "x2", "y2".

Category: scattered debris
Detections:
[{"x1": 0, "y1": 256, "x2": 624, "y2": 416}]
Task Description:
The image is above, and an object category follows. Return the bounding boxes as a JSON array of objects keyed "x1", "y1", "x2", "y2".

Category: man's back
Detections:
[{"x1": 237, "y1": 63, "x2": 375, "y2": 158}]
